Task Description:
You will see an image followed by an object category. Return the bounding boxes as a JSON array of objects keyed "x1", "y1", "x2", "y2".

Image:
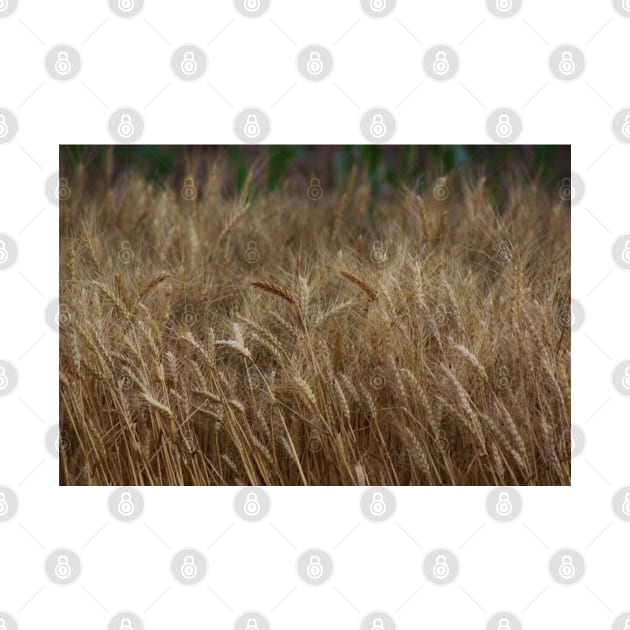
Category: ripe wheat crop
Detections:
[{"x1": 60, "y1": 155, "x2": 570, "y2": 485}]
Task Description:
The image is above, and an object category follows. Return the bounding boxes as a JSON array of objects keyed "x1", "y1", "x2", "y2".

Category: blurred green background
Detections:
[{"x1": 60, "y1": 145, "x2": 569, "y2": 213}]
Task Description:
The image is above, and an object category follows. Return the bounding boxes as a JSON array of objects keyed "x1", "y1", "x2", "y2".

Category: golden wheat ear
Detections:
[
  {"x1": 249, "y1": 279, "x2": 305, "y2": 330},
  {"x1": 249, "y1": 280, "x2": 298, "y2": 305},
  {"x1": 338, "y1": 269, "x2": 378, "y2": 301}
]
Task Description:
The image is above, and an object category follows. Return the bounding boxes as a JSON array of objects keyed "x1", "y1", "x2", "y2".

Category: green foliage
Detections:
[{"x1": 61, "y1": 145, "x2": 568, "y2": 213}]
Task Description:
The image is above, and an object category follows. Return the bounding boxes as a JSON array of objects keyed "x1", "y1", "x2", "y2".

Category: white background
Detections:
[{"x1": 1, "y1": 1, "x2": 629, "y2": 628}]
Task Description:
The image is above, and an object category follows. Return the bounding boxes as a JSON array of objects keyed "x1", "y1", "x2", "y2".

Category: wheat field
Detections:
[{"x1": 59, "y1": 151, "x2": 570, "y2": 485}]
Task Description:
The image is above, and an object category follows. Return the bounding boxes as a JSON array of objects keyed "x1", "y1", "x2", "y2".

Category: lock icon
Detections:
[
  {"x1": 54, "y1": 554, "x2": 72, "y2": 579},
  {"x1": 621, "y1": 492, "x2": 630, "y2": 516},
  {"x1": 559, "y1": 177, "x2": 574, "y2": 201},
  {"x1": 496, "y1": 0, "x2": 512, "y2": 11},
  {"x1": 0, "y1": 240, "x2": 8, "y2": 264},
  {"x1": 54, "y1": 51, "x2": 72, "y2": 76},
  {"x1": 118, "y1": 0, "x2": 135, "y2": 11},
  {"x1": 0, "y1": 114, "x2": 8, "y2": 138},
  {"x1": 623, "y1": 366, "x2": 630, "y2": 390},
  {"x1": 244, "y1": 114, "x2": 260, "y2": 138},
  {"x1": 119, "y1": 618, "x2": 133, "y2": 630},
  {"x1": 0, "y1": 366, "x2": 8, "y2": 390},
  {"x1": 369, "y1": 491, "x2": 386, "y2": 516},
  {"x1": 495, "y1": 114, "x2": 512, "y2": 138},
  {"x1": 119, "y1": 241, "x2": 134, "y2": 263},
  {"x1": 244, "y1": 240, "x2": 260, "y2": 264},
  {"x1": 118, "y1": 491, "x2": 135, "y2": 516},
  {"x1": 58, "y1": 430, "x2": 69, "y2": 452},
  {"x1": 371, "y1": 240, "x2": 386, "y2": 264},
  {"x1": 495, "y1": 491, "x2": 513, "y2": 516},
  {"x1": 57, "y1": 177, "x2": 71, "y2": 201},
  {"x1": 622, "y1": 114, "x2": 630, "y2": 138},
  {"x1": 306, "y1": 554, "x2": 324, "y2": 579},
  {"x1": 622, "y1": 241, "x2": 630, "y2": 264},
  {"x1": 369, "y1": 0, "x2": 387, "y2": 11},
  {"x1": 0, "y1": 492, "x2": 8, "y2": 515},
  {"x1": 181, "y1": 51, "x2": 198, "y2": 75},
  {"x1": 307, "y1": 51, "x2": 323, "y2": 75},
  {"x1": 432, "y1": 555, "x2": 450, "y2": 579},
  {"x1": 558, "y1": 51, "x2": 575, "y2": 75},
  {"x1": 371, "y1": 618, "x2": 385, "y2": 630},
  {"x1": 246, "y1": 619, "x2": 259, "y2": 630},
  {"x1": 432, "y1": 51, "x2": 449, "y2": 75},
  {"x1": 244, "y1": 492, "x2": 261, "y2": 516},
  {"x1": 369, "y1": 114, "x2": 386, "y2": 138},
  {"x1": 182, "y1": 177, "x2": 196, "y2": 200},
  {"x1": 244, "y1": 0, "x2": 261, "y2": 10},
  {"x1": 118, "y1": 114, "x2": 135, "y2": 139},
  {"x1": 181, "y1": 555, "x2": 198, "y2": 579},
  {"x1": 497, "y1": 618, "x2": 511, "y2": 630},
  {"x1": 558, "y1": 555, "x2": 576, "y2": 579},
  {"x1": 433, "y1": 177, "x2": 448, "y2": 200},
  {"x1": 308, "y1": 177, "x2": 323, "y2": 200}
]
